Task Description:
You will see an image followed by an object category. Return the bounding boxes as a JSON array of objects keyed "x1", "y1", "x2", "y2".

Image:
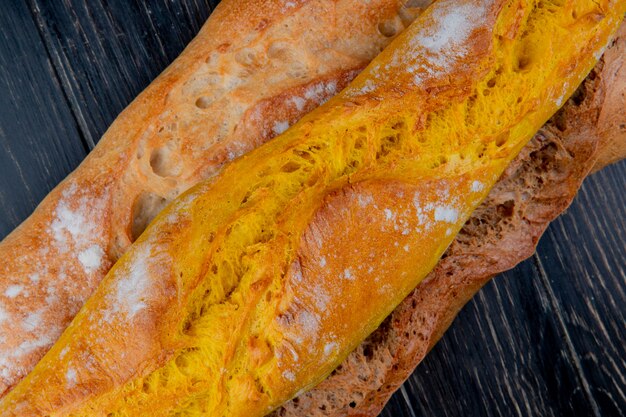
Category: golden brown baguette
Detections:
[
  {"x1": 1, "y1": 0, "x2": 623, "y2": 416},
  {"x1": 0, "y1": 0, "x2": 421, "y2": 396},
  {"x1": 277, "y1": 21, "x2": 626, "y2": 416}
]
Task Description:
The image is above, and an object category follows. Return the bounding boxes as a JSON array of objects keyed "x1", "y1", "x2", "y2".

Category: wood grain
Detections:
[
  {"x1": 534, "y1": 164, "x2": 626, "y2": 417},
  {"x1": 381, "y1": 161, "x2": 626, "y2": 417},
  {"x1": 0, "y1": 1, "x2": 623, "y2": 416},
  {"x1": 380, "y1": 260, "x2": 600, "y2": 417},
  {"x1": 27, "y1": 0, "x2": 220, "y2": 148},
  {"x1": 0, "y1": 1, "x2": 86, "y2": 238}
]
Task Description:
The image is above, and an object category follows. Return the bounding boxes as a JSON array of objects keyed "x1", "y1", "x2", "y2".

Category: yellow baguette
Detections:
[
  {"x1": 1, "y1": 0, "x2": 623, "y2": 416},
  {"x1": 0, "y1": 0, "x2": 420, "y2": 395},
  {"x1": 282, "y1": 23, "x2": 626, "y2": 415}
]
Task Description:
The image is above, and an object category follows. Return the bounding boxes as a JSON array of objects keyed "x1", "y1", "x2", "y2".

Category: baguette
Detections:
[
  {"x1": 1, "y1": 0, "x2": 623, "y2": 415},
  {"x1": 591, "y1": 23, "x2": 626, "y2": 172},
  {"x1": 0, "y1": 0, "x2": 421, "y2": 395},
  {"x1": 279, "y1": 21, "x2": 626, "y2": 416}
]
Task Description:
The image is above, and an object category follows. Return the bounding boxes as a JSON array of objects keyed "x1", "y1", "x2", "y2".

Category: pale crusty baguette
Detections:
[
  {"x1": 278, "y1": 21, "x2": 626, "y2": 416},
  {"x1": 0, "y1": 0, "x2": 422, "y2": 396},
  {"x1": 1, "y1": 1, "x2": 623, "y2": 416}
]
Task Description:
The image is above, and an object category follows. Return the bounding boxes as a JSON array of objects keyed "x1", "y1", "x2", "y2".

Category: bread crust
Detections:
[
  {"x1": 276, "y1": 22, "x2": 626, "y2": 416},
  {"x1": 591, "y1": 23, "x2": 626, "y2": 171},
  {"x1": 0, "y1": 0, "x2": 416, "y2": 396},
  {"x1": 1, "y1": 1, "x2": 623, "y2": 416}
]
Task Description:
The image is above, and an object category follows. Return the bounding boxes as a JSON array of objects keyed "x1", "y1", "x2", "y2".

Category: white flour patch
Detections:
[
  {"x1": 51, "y1": 190, "x2": 94, "y2": 253},
  {"x1": 412, "y1": 193, "x2": 431, "y2": 229},
  {"x1": 45, "y1": 285, "x2": 58, "y2": 306},
  {"x1": 289, "y1": 96, "x2": 306, "y2": 111},
  {"x1": 21, "y1": 311, "x2": 43, "y2": 332},
  {"x1": 78, "y1": 245, "x2": 104, "y2": 274},
  {"x1": 471, "y1": 181, "x2": 485, "y2": 192},
  {"x1": 272, "y1": 120, "x2": 290, "y2": 135},
  {"x1": 342, "y1": 268, "x2": 354, "y2": 280},
  {"x1": 297, "y1": 311, "x2": 319, "y2": 337},
  {"x1": 50, "y1": 185, "x2": 108, "y2": 277},
  {"x1": 66, "y1": 367, "x2": 77, "y2": 388},
  {"x1": 347, "y1": 0, "x2": 493, "y2": 94},
  {"x1": 304, "y1": 80, "x2": 337, "y2": 104},
  {"x1": 359, "y1": 79, "x2": 377, "y2": 94},
  {"x1": 434, "y1": 205, "x2": 459, "y2": 223},
  {"x1": 419, "y1": 2, "x2": 486, "y2": 53},
  {"x1": 113, "y1": 259, "x2": 149, "y2": 317},
  {"x1": 104, "y1": 245, "x2": 165, "y2": 322},
  {"x1": 324, "y1": 342, "x2": 338, "y2": 356},
  {"x1": 358, "y1": 194, "x2": 374, "y2": 208},
  {"x1": 51, "y1": 201, "x2": 84, "y2": 253},
  {"x1": 384, "y1": 208, "x2": 395, "y2": 221},
  {"x1": 342, "y1": 0, "x2": 496, "y2": 98},
  {"x1": 0, "y1": 305, "x2": 8, "y2": 325},
  {"x1": 4, "y1": 285, "x2": 23, "y2": 298},
  {"x1": 0, "y1": 328, "x2": 58, "y2": 385}
]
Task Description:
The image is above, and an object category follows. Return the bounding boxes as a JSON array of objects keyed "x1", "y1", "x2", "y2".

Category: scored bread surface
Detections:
[
  {"x1": 277, "y1": 21, "x2": 626, "y2": 416},
  {"x1": 0, "y1": 0, "x2": 419, "y2": 395},
  {"x1": 1, "y1": 0, "x2": 623, "y2": 416}
]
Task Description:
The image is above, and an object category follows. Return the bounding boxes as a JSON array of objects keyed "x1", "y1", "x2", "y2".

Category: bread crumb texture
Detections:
[
  {"x1": 0, "y1": 0, "x2": 414, "y2": 395},
  {"x1": 0, "y1": 0, "x2": 623, "y2": 416},
  {"x1": 276, "y1": 22, "x2": 626, "y2": 412}
]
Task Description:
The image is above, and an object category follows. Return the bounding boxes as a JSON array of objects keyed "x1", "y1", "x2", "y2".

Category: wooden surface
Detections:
[{"x1": 0, "y1": 1, "x2": 624, "y2": 415}]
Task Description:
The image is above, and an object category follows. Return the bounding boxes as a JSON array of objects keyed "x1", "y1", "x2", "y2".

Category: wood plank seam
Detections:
[
  {"x1": 25, "y1": 0, "x2": 98, "y2": 151},
  {"x1": 0, "y1": 1, "x2": 89, "y2": 235},
  {"x1": 532, "y1": 253, "x2": 602, "y2": 417}
]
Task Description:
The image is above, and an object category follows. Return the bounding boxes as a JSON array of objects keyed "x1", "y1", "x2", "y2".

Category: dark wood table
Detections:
[{"x1": 1, "y1": 1, "x2": 624, "y2": 416}]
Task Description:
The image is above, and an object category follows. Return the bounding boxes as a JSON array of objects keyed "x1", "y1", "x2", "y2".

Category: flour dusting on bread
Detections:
[
  {"x1": 408, "y1": 0, "x2": 490, "y2": 84},
  {"x1": 0, "y1": 307, "x2": 8, "y2": 325},
  {"x1": 0, "y1": 0, "x2": 413, "y2": 394},
  {"x1": 65, "y1": 368, "x2": 77, "y2": 389},
  {"x1": 3, "y1": 286, "x2": 23, "y2": 299},
  {"x1": 78, "y1": 245, "x2": 105, "y2": 274},
  {"x1": 50, "y1": 185, "x2": 106, "y2": 263},
  {"x1": 105, "y1": 245, "x2": 159, "y2": 321},
  {"x1": 0, "y1": 0, "x2": 622, "y2": 414}
]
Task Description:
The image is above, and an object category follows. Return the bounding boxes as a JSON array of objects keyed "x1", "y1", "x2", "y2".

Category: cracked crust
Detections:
[
  {"x1": 0, "y1": 0, "x2": 622, "y2": 414},
  {"x1": 276, "y1": 21, "x2": 626, "y2": 417},
  {"x1": 1, "y1": 1, "x2": 623, "y2": 416},
  {"x1": 0, "y1": 0, "x2": 418, "y2": 396}
]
